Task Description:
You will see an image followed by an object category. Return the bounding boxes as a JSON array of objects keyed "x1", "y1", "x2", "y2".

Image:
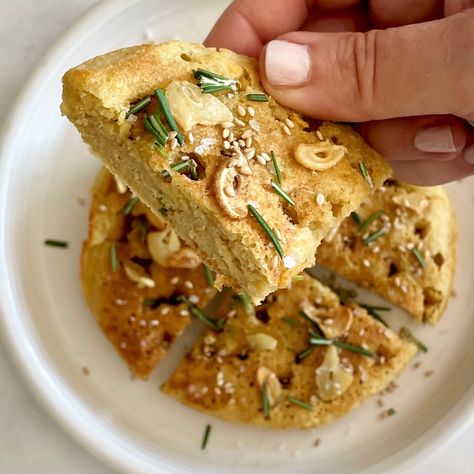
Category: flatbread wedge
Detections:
[
  {"x1": 317, "y1": 180, "x2": 456, "y2": 323},
  {"x1": 62, "y1": 41, "x2": 391, "y2": 304},
  {"x1": 81, "y1": 169, "x2": 216, "y2": 379},
  {"x1": 162, "y1": 275, "x2": 416, "y2": 428}
]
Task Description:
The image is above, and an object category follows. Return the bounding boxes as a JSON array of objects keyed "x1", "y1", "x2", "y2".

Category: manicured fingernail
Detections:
[
  {"x1": 414, "y1": 125, "x2": 457, "y2": 153},
  {"x1": 265, "y1": 40, "x2": 310, "y2": 86},
  {"x1": 464, "y1": 144, "x2": 474, "y2": 165}
]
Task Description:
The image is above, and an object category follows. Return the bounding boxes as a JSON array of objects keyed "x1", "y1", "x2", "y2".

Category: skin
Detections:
[{"x1": 205, "y1": 0, "x2": 474, "y2": 185}]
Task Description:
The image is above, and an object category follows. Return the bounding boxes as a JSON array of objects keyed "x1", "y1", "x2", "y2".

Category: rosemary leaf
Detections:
[
  {"x1": 411, "y1": 247, "x2": 426, "y2": 269},
  {"x1": 358, "y1": 210, "x2": 385, "y2": 234},
  {"x1": 247, "y1": 204, "x2": 284, "y2": 258},
  {"x1": 123, "y1": 196, "x2": 139, "y2": 215},
  {"x1": 155, "y1": 89, "x2": 184, "y2": 145},
  {"x1": 193, "y1": 68, "x2": 237, "y2": 94},
  {"x1": 144, "y1": 115, "x2": 166, "y2": 146},
  {"x1": 287, "y1": 396, "x2": 313, "y2": 411},
  {"x1": 201, "y1": 424, "x2": 212, "y2": 450},
  {"x1": 270, "y1": 151, "x2": 282, "y2": 184},
  {"x1": 363, "y1": 228, "x2": 386, "y2": 245},
  {"x1": 246, "y1": 93, "x2": 269, "y2": 102},
  {"x1": 309, "y1": 335, "x2": 376, "y2": 358},
  {"x1": 295, "y1": 346, "x2": 314, "y2": 363},
  {"x1": 262, "y1": 382, "x2": 270, "y2": 418},
  {"x1": 110, "y1": 242, "x2": 119, "y2": 272},
  {"x1": 44, "y1": 239, "x2": 68, "y2": 248},
  {"x1": 236, "y1": 293, "x2": 255, "y2": 316},
  {"x1": 271, "y1": 180, "x2": 294, "y2": 206},
  {"x1": 358, "y1": 161, "x2": 373, "y2": 188},
  {"x1": 359, "y1": 304, "x2": 389, "y2": 327},
  {"x1": 162, "y1": 160, "x2": 190, "y2": 178},
  {"x1": 126, "y1": 96, "x2": 151, "y2": 117},
  {"x1": 178, "y1": 296, "x2": 224, "y2": 331},
  {"x1": 351, "y1": 211, "x2": 362, "y2": 226},
  {"x1": 203, "y1": 265, "x2": 214, "y2": 288},
  {"x1": 282, "y1": 316, "x2": 299, "y2": 326},
  {"x1": 399, "y1": 327, "x2": 428, "y2": 353}
]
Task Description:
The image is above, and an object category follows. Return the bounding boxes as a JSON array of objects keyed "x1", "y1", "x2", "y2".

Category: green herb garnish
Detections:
[
  {"x1": 359, "y1": 303, "x2": 390, "y2": 327},
  {"x1": 358, "y1": 210, "x2": 385, "y2": 234},
  {"x1": 110, "y1": 242, "x2": 119, "y2": 272},
  {"x1": 271, "y1": 180, "x2": 294, "y2": 206},
  {"x1": 270, "y1": 151, "x2": 282, "y2": 184},
  {"x1": 309, "y1": 334, "x2": 376, "y2": 358},
  {"x1": 236, "y1": 293, "x2": 255, "y2": 316},
  {"x1": 246, "y1": 93, "x2": 269, "y2": 102},
  {"x1": 144, "y1": 114, "x2": 166, "y2": 146},
  {"x1": 399, "y1": 327, "x2": 428, "y2": 353},
  {"x1": 162, "y1": 160, "x2": 191, "y2": 178},
  {"x1": 262, "y1": 382, "x2": 270, "y2": 418},
  {"x1": 247, "y1": 204, "x2": 284, "y2": 258},
  {"x1": 44, "y1": 239, "x2": 68, "y2": 248},
  {"x1": 411, "y1": 247, "x2": 426, "y2": 269},
  {"x1": 363, "y1": 228, "x2": 386, "y2": 245},
  {"x1": 298, "y1": 310, "x2": 317, "y2": 326},
  {"x1": 201, "y1": 424, "x2": 212, "y2": 450},
  {"x1": 358, "y1": 161, "x2": 373, "y2": 188},
  {"x1": 387, "y1": 408, "x2": 396, "y2": 417},
  {"x1": 335, "y1": 287, "x2": 358, "y2": 305},
  {"x1": 282, "y1": 316, "x2": 299, "y2": 326},
  {"x1": 193, "y1": 68, "x2": 237, "y2": 94},
  {"x1": 287, "y1": 396, "x2": 313, "y2": 411},
  {"x1": 123, "y1": 196, "x2": 139, "y2": 215},
  {"x1": 295, "y1": 346, "x2": 314, "y2": 362},
  {"x1": 351, "y1": 211, "x2": 362, "y2": 226},
  {"x1": 155, "y1": 89, "x2": 184, "y2": 145},
  {"x1": 203, "y1": 265, "x2": 214, "y2": 288},
  {"x1": 178, "y1": 296, "x2": 224, "y2": 331},
  {"x1": 126, "y1": 96, "x2": 151, "y2": 118},
  {"x1": 154, "y1": 143, "x2": 169, "y2": 159}
]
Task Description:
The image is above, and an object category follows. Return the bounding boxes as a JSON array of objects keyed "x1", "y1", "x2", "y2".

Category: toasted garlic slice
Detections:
[
  {"x1": 300, "y1": 301, "x2": 353, "y2": 339},
  {"x1": 147, "y1": 228, "x2": 181, "y2": 266},
  {"x1": 256, "y1": 366, "x2": 283, "y2": 406},
  {"x1": 167, "y1": 80, "x2": 233, "y2": 131},
  {"x1": 213, "y1": 161, "x2": 249, "y2": 219},
  {"x1": 294, "y1": 141, "x2": 347, "y2": 171},
  {"x1": 123, "y1": 260, "x2": 155, "y2": 288},
  {"x1": 247, "y1": 333, "x2": 278, "y2": 351},
  {"x1": 167, "y1": 247, "x2": 201, "y2": 269},
  {"x1": 316, "y1": 345, "x2": 354, "y2": 401},
  {"x1": 114, "y1": 175, "x2": 128, "y2": 194}
]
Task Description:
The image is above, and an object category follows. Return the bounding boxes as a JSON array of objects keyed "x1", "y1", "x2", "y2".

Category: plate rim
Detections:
[{"x1": 0, "y1": 0, "x2": 473, "y2": 472}]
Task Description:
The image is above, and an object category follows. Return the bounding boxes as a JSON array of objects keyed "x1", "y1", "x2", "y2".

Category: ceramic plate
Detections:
[{"x1": 1, "y1": 0, "x2": 473, "y2": 472}]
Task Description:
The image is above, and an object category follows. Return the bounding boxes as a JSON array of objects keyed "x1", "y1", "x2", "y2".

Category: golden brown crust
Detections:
[
  {"x1": 62, "y1": 41, "x2": 391, "y2": 304},
  {"x1": 162, "y1": 276, "x2": 416, "y2": 428},
  {"x1": 317, "y1": 180, "x2": 457, "y2": 323},
  {"x1": 81, "y1": 169, "x2": 216, "y2": 379}
]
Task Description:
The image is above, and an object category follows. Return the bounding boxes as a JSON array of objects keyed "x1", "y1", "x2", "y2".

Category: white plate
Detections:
[{"x1": 0, "y1": 0, "x2": 473, "y2": 472}]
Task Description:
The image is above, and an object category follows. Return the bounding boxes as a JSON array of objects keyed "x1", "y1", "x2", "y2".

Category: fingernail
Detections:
[
  {"x1": 265, "y1": 40, "x2": 310, "y2": 86},
  {"x1": 464, "y1": 144, "x2": 474, "y2": 165},
  {"x1": 414, "y1": 125, "x2": 457, "y2": 153}
]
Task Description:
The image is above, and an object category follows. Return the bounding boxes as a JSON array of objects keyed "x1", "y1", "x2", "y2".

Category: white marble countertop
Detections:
[{"x1": 0, "y1": 1, "x2": 472, "y2": 473}]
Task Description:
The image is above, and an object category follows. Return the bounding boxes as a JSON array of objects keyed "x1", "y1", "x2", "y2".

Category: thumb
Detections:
[{"x1": 260, "y1": 9, "x2": 474, "y2": 122}]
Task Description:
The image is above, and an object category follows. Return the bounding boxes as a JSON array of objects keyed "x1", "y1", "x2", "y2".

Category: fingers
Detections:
[
  {"x1": 259, "y1": 10, "x2": 474, "y2": 122},
  {"x1": 444, "y1": 0, "x2": 474, "y2": 16},
  {"x1": 301, "y1": 3, "x2": 369, "y2": 32},
  {"x1": 204, "y1": 0, "x2": 311, "y2": 56}
]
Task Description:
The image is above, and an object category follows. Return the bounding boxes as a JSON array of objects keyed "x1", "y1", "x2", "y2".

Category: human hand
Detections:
[{"x1": 205, "y1": 0, "x2": 474, "y2": 185}]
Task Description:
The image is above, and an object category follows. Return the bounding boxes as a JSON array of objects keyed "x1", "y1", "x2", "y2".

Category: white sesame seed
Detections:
[
  {"x1": 245, "y1": 137, "x2": 253, "y2": 149},
  {"x1": 237, "y1": 105, "x2": 246, "y2": 117},
  {"x1": 139, "y1": 319, "x2": 147, "y2": 327},
  {"x1": 223, "y1": 140, "x2": 231, "y2": 150},
  {"x1": 170, "y1": 137, "x2": 178, "y2": 150},
  {"x1": 363, "y1": 259, "x2": 371, "y2": 268},
  {"x1": 316, "y1": 130, "x2": 324, "y2": 140},
  {"x1": 249, "y1": 119, "x2": 260, "y2": 131},
  {"x1": 245, "y1": 148, "x2": 255, "y2": 160},
  {"x1": 181, "y1": 155, "x2": 190, "y2": 161},
  {"x1": 98, "y1": 204, "x2": 108, "y2": 212},
  {"x1": 168, "y1": 131, "x2": 178, "y2": 140},
  {"x1": 221, "y1": 121, "x2": 235, "y2": 129},
  {"x1": 180, "y1": 309, "x2": 189, "y2": 317},
  {"x1": 189, "y1": 295, "x2": 200, "y2": 304},
  {"x1": 150, "y1": 319, "x2": 159, "y2": 327},
  {"x1": 316, "y1": 193, "x2": 325, "y2": 206},
  {"x1": 273, "y1": 228, "x2": 282, "y2": 240},
  {"x1": 283, "y1": 256, "x2": 297, "y2": 269},
  {"x1": 223, "y1": 128, "x2": 230, "y2": 139},
  {"x1": 161, "y1": 306, "x2": 170, "y2": 315},
  {"x1": 239, "y1": 165, "x2": 253, "y2": 176},
  {"x1": 187, "y1": 132, "x2": 194, "y2": 143},
  {"x1": 238, "y1": 139, "x2": 245, "y2": 148},
  {"x1": 247, "y1": 106, "x2": 255, "y2": 117},
  {"x1": 230, "y1": 84, "x2": 237, "y2": 92},
  {"x1": 261, "y1": 152, "x2": 271, "y2": 162},
  {"x1": 120, "y1": 341, "x2": 127, "y2": 349},
  {"x1": 184, "y1": 280, "x2": 193, "y2": 289},
  {"x1": 228, "y1": 131, "x2": 235, "y2": 142},
  {"x1": 170, "y1": 276, "x2": 179, "y2": 285},
  {"x1": 115, "y1": 298, "x2": 126, "y2": 306},
  {"x1": 283, "y1": 125, "x2": 291, "y2": 135},
  {"x1": 234, "y1": 118, "x2": 246, "y2": 127},
  {"x1": 270, "y1": 255, "x2": 279, "y2": 270},
  {"x1": 285, "y1": 118, "x2": 294, "y2": 128},
  {"x1": 227, "y1": 93, "x2": 234, "y2": 99},
  {"x1": 256, "y1": 155, "x2": 266, "y2": 165},
  {"x1": 241, "y1": 129, "x2": 252, "y2": 139}
]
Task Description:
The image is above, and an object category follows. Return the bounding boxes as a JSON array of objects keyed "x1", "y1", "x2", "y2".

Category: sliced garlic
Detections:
[
  {"x1": 166, "y1": 80, "x2": 233, "y2": 131},
  {"x1": 300, "y1": 301, "x2": 353, "y2": 339},
  {"x1": 123, "y1": 260, "x2": 155, "y2": 288},
  {"x1": 294, "y1": 141, "x2": 347, "y2": 171},
  {"x1": 256, "y1": 366, "x2": 283, "y2": 406},
  {"x1": 316, "y1": 345, "x2": 354, "y2": 401},
  {"x1": 147, "y1": 228, "x2": 181, "y2": 266},
  {"x1": 247, "y1": 333, "x2": 278, "y2": 351},
  {"x1": 167, "y1": 247, "x2": 201, "y2": 269}
]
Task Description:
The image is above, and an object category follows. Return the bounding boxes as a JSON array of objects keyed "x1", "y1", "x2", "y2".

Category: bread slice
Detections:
[
  {"x1": 62, "y1": 41, "x2": 391, "y2": 304},
  {"x1": 81, "y1": 169, "x2": 216, "y2": 379},
  {"x1": 317, "y1": 180, "x2": 456, "y2": 324},
  {"x1": 162, "y1": 275, "x2": 416, "y2": 428}
]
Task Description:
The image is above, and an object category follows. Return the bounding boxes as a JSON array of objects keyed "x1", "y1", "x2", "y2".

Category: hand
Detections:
[{"x1": 205, "y1": 0, "x2": 474, "y2": 185}]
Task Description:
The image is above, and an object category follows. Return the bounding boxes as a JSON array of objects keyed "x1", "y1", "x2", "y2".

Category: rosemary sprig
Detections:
[
  {"x1": 351, "y1": 211, "x2": 362, "y2": 226},
  {"x1": 358, "y1": 210, "x2": 385, "y2": 234},
  {"x1": 153, "y1": 143, "x2": 169, "y2": 159},
  {"x1": 123, "y1": 196, "x2": 139, "y2": 215},
  {"x1": 110, "y1": 242, "x2": 119, "y2": 272},
  {"x1": 359, "y1": 303, "x2": 390, "y2": 327},
  {"x1": 363, "y1": 228, "x2": 386, "y2": 245},
  {"x1": 411, "y1": 247, "x2": 426, "y2": 269},
  {"x1": 246, "y1": 93, "x2": 269, "y2": 102},
  {"x1": 203, "y1": 265, "x2": 214, "y2": 287},
  {"x1": 149, "y1": 113, "x2": 168, "y2": 141},
  {"x1": 44, "y1": 239, "x2": 68, "y2": 248},
  {"x1": 144, "y1": 114, "x2": 166, "y2": 146},
  {"x1": 162, "y1": 160, "x2": 191, "y2": 178},
  {"x1": 282, "y1": 316, "x2": 299, "y2": 326},
  {"x1": 271, "y1": 180, "x2": 294, "y2": 206},
  {"x1": 193, "y1": 68, "x2": 237, "y2": 94},
  {"x1": 309, "y1": 334, "x2": 376, "y2": 358},
  {"x1": 201, "y1": 424, "x2": 212, "y2": 450},
  {"x1": 270, "y1": 151, "x2": 282, "y2": 184},
  {"x1": 126, "y1": 96, "x2": 151, "y2": 118},
  {"x1": 262, "y1": 382, "x2": 270, "y2": 418},
  {"x1": 155, "y1": 89, "x2": 184, "y2": 145},
  {"x1": 247, "y1": 204, "x2": 284, "y2": 258},
  {"x1": 298, "y1": 310, "x2": 317, "y2": 327},
  {"x1": 399, "y1": 327, "x2": 428, "y2": 353},
  {"x1": 295, "y1": 347, "x2": 314, "y2": 363},
  {"x1": 287, "y1": 396, "x2": 313, "y2": 411},
  {"x1": 236, "y1": 293, "x2": 255, "y2": 316},
  {"x1": 177, "y1": 296, "x2": 224, "y2": 331},
  {"x1": 358, "y1": 161, "x2": 373, "y2": 188}
]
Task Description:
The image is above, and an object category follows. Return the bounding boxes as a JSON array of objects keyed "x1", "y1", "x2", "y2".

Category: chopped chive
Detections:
[
  {"x1": 193, "y1": 68, "x2": 237, "y2": 94},
  {"x1": 177, "y1": 296, "x2": 224, "y2": 331},
  {"x1": 44, "y1": 239, "x2": 68, "y2": 248},
  {"x1": 144, "y1": 115, "x2": 166, "y2": 146},
  {"x1": 358, "y1": 161, "x2": 373, "y2": 188},
  {"x1": 203, "y1": 265, "x2": 214, "y2": 287},
  {"x1": 282, "y1": 316, "x2": 299, "y2": 326},
  {"x1": 363, "y1": 228, "x2": 386, "y2": 245},
  {"x1": 308, "y1": 327, "x2": 325, "y2": 339},
  {"x1": 110, "y1": 243, "x2": 119, "y2": 272},
  {"x1": 153, "y1": 143, "x2": 169, "y2": 159},
  {"x1": 155, "y1": 89, "x2": 184, "y2": 145},
  {"x1": 123, "y1": 196, "x2": 139, "y2": 215},
  {"x1": 138, "y1": 217, "x2": 147, "y2": 242},
  {"x1": 358, "y1": 210, "x2": 385, "y2": 234},
  {"x1": 399, "y1": 327, "x2": 428, "y2": 353},
  {"x1": 309, "y1": 335, "x2": 376, "y2": 358},
  {"x1": 270, "y1": 151, "x2": 282, "y2": 184},
  {"x1": 351, "y1": 211, "x2": 362, "y2": 226},
  {"x1": 201, "y1": 424, "x2": 212, "y2": 450},
  {"x1": 247, "y1": 204, "x2": 284, "y2": 258},
  {"x1": 236, "y1": 293, "x2": 255, "y2": 316},
  {"x1": 246, "y1": 93, "x2": 269, "y2": 102},
  {"x1": 411, "y1": 247, "x2": 426, "y2": 269},
  {"x1": 359, "y1": 304, "x2": 391, "y2": 312},
  {"x1": 287, "y1": 396, "x2": 313, "y2": 411},
  {"x1": 262, "y1": 382, "x2": 270, "y2": 418},
  {"x1": 295, "y1": 346, "x2": 314, "y2": 363},
  {"x1": 270, "y1": 180, "x2": 294, "y2": 206},
  {"x1": 149, "y1": 114, "x2": 168, "y2": 141},
  {"x1": 359, "y1": 304, "x2": 389, "y2": 327},
  {"x1": 162, "y1": 160, "x2": 190, "y2": 178},
  {"x1": 126, "y1": 96, "x2": 151, "y2": 118}
]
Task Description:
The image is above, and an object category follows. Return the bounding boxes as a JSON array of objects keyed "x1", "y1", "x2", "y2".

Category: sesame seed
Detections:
[
  {"x1": 241, "y1": 129, "x2": 252, "y2": 139},
  {"x1": 249, "y1": 119, "x2": 260, "y2": 131},
  {"x1": 270, "y1": 255, "x2": 279, "y2": 270},
  {"x1": 150, "y1": 319, "x2": 159, "y2": 327},
  {"x1": 120, "y1": 341, "x2": 127, "y2": 349},
  {"x1": 234, "y1": 118, "x2": 246, "y2": 127},
  {"x1": 256, "y1": 154, "x2": 266, "y2": 165},
  {"x1": 115, "y1": 298, "x2": 127, "y2": 306},
  {"x1": 316, "y1": 193, "x2": 325, "y2": 206},
  {"x1": 237, "y1": 105, "x2": 246, "y2": 117},
  {"x1": 247, "y1": 106, "x2": 255, "y2": 117},
  {"x1": 228, "y1": 131, "x2": 235, "y2": 142},
  {"x1": 227, "y1": 158, "x2": 239, "y2": 168},
  {"x1": 223, "y1": 140, "x2": 231, "y2": 150},
  {"x1": 316, "y1": 130, "x2": 324, "y2": 140},
  {"x1": 180, "y1": 309, "x2": 190, "y2": 317},
  {"x1": 239, "y1": 165, "x2": 253, "y2": 176},
  {"x1": 273, "y1": 227, "x2": 282, "y2": 240},
  {"x1": 221, "y1": 121, "x2": 235, "y2": 129},
  {"x1": 245, "y1": 148, "x2": 255, "y2": 159},
  {"x1": 189, "y1": 295, "x2": 200, "y2": 304},
  {"x1": 98, "y1": 204, "x2": 108, "y2": 212},
  {"x1": 245, "y1": 137, "x2": 253, "y2": 148},
  {"x1": 170, "y1": 137, "x2": 178, "y2": 150},
  {"x1": 223, "y1": 128, "x2": 230, "y2": 139},
  {"x1": 224, "y1": 185, "x2": 236, "y2": 197},
  {"x1": 283, "y1": 125, "x2": 291, "y2": 135},
  {"x1": 261, "y1": 152, "x2": 271, "y2": 162},
  {"x1": 238, "y1": 139, "x2": 245, "y2": 147},
  {"x1": 363, "y1": 259, "x2": 371, "y2": 268},
  {"x1": 139, "y1": 319, "x2": 147, "y2": 327},
  {"x1": 227, "y1": 93, "x2": 234, "y2": 99},
  {"x1": 230, "y1": 83, "x2": 237, "y2": 92},
  {"x1": 170, "y1": 276, "x2": 179, "y2": 285},
  {"x1": 283, "y1": 256, "x2": 297, "y2": 269},
  {"x1": 187, "y1": 132, "x2": 194, "y2": 144},
  {"x1": 161, "y1": 306, "x2": 170, "y2": 315},
  {"x1": 285, "y1": 118, "x2": 294, "y2": 128},
  {"x1": 184, "y1": 280, "x2": 193, "y2": 289}
]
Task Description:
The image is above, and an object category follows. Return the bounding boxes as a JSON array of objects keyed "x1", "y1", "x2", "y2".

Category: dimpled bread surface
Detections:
[
  {"x1": 162, "y1": 275, "x2": 416, "y2": 429},
  {"x1": 63, "y1": 41, "x2": 391, "y2": 304},
  {"x1": 317, "y1": 180, "x2": 456, "y2": 323},
  {"x1": 81, "y1": 169, "x2": 216, "y2": 379}
]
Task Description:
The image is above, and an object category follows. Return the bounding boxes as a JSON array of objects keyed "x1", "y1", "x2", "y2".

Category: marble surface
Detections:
[{"x1": 0, "y1": 1, "x2": 472, "y2": 473}]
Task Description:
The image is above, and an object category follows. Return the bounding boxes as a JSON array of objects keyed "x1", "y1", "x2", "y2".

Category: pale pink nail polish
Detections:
[
  {"x1": 265, "y1": 40, "x2": 310, "y2": 86},
  {"x1": 464, "y1": 144, "x2": 474, "y2": 165},
  {"x1": 414, "y1": 125, "x2": 457, "y2": 153}
]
